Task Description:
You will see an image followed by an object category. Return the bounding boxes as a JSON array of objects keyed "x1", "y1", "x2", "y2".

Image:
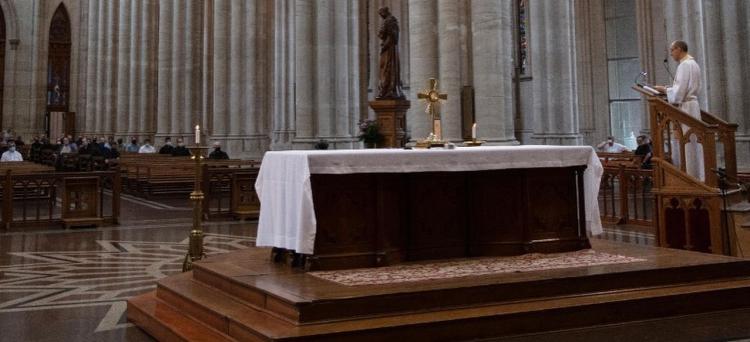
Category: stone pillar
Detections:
[
  {"x1": 84, "y1": 0, "x2": 99, "y2": 134},
  {"x1": 156, "y1": 0, "x2": 172, "y2": 137},
  {"x1": 437, "y1": 0, "x2": 462, "y2": 142},
  {"x1": 127, "y1": 0, "x2": 140, "y2": 136},
  {"x1": 116, "y1": 0, "x2": 131, "y2": 135},
  {"x1": 294, "y1": 0, "x2": 314, "y2": 140},
  {"x1": 530, "y1": 0, "x2": 582, "y2": 145},
  {"x1": 228, "y1": 0, "x2": 242, "y2": 136},
  {"x1": 271, "y1": 0, "x2": 296, "y2": 150},
  {"x1": 408, "y1": 0, "x2": 438, "y2": 141},
  {"x1": 470, "y1": 0, "x2": 517, "y2": 144},
  {"x1": 211, "y1": 0, "x2": 228, "y2": 139},
  {"x1": 170, "y1": 0, "x2": 185, "y2": 137}
]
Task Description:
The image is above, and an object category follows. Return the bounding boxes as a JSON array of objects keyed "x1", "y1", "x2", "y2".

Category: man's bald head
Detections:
[{"x1": 670, "y1": 40, "x2": 689, "y2": 62}]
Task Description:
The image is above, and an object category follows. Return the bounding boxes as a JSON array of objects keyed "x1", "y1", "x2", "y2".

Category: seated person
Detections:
[
  {"x1": 59, "y1": 137, "x2": 77, "y2": 154},
  {"x1": 596, "y1": 136, "x2": 630, "y2": 153},
  {"x1": 125, "y1": 138, "x2": 140, "y2": 153},
  {"x1": 159, "y1": 137, "x2": 175, "y2": 155},
  {"x1": 635, "y1": 135, "x2": 653, "y2": 169},
  {"x1": 208, "y1": 141, "x2": 229, "y2": 160},
  {"x1": 172, "y1": 138, "x2": 191, "y2": 156},
  {"x1": 1, "y1": 142, "x2": 23, "y2": 162},
  {"x1": 78, "y1": 138, "x2": 102, "y2": 156},
  {"x1": 138, "y1": 139, "x2": 156, "y2": 153}
]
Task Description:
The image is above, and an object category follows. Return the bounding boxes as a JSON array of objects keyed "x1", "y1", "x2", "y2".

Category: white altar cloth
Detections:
[{"x1": 255, "y1": 146, "x2": 603, "y2": 254}]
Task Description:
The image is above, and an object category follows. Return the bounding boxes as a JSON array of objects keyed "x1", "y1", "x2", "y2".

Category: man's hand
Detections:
[{"x1": 653, "y1": 85, "x2": 667, "y2": 93}]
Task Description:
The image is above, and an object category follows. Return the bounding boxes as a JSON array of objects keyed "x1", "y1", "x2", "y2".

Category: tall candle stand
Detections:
[{"x1": 182, "y1": 144, "x2": 209, "y2": 272}]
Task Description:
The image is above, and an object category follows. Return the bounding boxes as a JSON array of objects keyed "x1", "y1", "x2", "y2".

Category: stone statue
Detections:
[{"x1": 376, "y1": 7, "x2": 405, "y2": 99}]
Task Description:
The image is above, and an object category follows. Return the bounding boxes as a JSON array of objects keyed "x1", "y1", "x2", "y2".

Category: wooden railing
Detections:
[
  {"x1": 201, "y1": 164, "x2": 260, "y2": 221},
  {"x1": 633, "y1": 86, "x2": 740, "y2": 255},
  {"x1": 0, "y1": 169, "x2": 121, "y2": 230},
  {"x1": 598, "y1": 153, "x2": 654, "y2": 226},
  {"x1": 647, "y1": 94, "x2": 738, "y2": 187}
]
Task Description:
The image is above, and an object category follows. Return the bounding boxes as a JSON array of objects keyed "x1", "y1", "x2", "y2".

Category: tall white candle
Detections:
[
  {"x1": 195, "y1": 125, "x2": 200, "y2": 144},
  {"x1": 471, "y1": 123, "x2": 477, "y2": 140}
]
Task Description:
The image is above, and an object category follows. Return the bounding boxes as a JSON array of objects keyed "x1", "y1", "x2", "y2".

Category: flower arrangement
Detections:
[{"x1": 358, "y1": 119, "x2": 384, "y2": 147}]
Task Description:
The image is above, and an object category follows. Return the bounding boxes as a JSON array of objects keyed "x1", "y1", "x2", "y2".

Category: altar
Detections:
[{"x1": 256, "y1": 146, "x2": 603, "y2": 270}]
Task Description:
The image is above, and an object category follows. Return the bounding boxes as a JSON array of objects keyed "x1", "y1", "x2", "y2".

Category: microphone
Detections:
[
  {"x1": 634, "y1": 71, "x2": 647, "y2": 86},
  {"x1": 663, "y1": 58, "x2": 675, "y2": 82}
]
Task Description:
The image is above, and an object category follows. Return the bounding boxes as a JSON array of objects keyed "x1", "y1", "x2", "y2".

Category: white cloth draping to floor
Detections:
[{"x1": 255, "y1": 146, "x2": 604, "y2": 254}]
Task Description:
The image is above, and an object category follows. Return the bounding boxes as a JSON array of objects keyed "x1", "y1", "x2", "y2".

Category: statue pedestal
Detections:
[{"x1": 369, "y1": 99, "x2": 411, "y2": 148}]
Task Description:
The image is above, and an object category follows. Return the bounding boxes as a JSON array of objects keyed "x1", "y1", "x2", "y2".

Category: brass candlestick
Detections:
[{"x1": 183, "y1": 145, "x2": 209, "y2": 272}]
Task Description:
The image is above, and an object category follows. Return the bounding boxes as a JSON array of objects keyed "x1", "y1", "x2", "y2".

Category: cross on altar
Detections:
[{"x1": 417, "y1": 78, "x2": 448, "y2": 141}]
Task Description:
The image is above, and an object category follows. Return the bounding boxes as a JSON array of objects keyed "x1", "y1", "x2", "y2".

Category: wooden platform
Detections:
[{"x1": 128, "y1": 240, "x2": 750, "y2": 341}]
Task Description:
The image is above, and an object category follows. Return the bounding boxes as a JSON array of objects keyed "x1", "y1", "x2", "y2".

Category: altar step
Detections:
[{"x1": 128, "y1": 240, "x2": 750, "y2": 341}]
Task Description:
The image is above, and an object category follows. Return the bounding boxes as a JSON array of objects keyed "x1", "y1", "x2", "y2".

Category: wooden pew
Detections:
[{"x1": 119, "y1": 153, "x2": 257, "y2": 198}]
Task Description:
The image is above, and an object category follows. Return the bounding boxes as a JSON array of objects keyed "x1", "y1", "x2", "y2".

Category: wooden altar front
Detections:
[{"x1": 303, "y1": 166, "x2": 589, "y2": 270}]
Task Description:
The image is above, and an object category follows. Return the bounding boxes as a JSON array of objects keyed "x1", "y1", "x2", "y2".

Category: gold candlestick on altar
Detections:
[
  {"x1": 183, "y1": 144, "x2": 209, "y2": 272},
  {"x1": 417, "y1": 78, "x2": 448, "y2": 147}
]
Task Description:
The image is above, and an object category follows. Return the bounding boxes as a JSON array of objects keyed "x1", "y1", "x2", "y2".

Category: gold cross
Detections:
[{"x1": 417, "y1": 78, "x2": 448, "y2": 141}]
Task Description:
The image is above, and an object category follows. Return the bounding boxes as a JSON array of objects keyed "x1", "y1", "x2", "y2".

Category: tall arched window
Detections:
[{"x1": 47, "y1": 4, "x2": 71, "y2": 112}]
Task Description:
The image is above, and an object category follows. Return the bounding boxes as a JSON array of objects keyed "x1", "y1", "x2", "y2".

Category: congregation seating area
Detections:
[{"x1": 1, "y1": 142, "x2": 263, "y2": 230}]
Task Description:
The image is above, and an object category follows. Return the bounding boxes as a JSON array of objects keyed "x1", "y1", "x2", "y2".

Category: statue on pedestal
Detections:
[{"x1": 376, "y1": 7, "x2": 404, "y2": 100}]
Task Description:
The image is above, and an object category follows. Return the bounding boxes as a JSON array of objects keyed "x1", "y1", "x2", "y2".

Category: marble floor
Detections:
[
  {"x1": 0, "y1": 195, "x2": 257, "y2": 342},
  {"x1": 0, "y1": 194, "x2": 666, "y2": 341}
]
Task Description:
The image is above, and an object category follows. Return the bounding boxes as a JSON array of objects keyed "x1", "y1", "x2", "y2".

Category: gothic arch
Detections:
[
  {"x1": 0, "y1": 0, "x2": 17, "y2": 47},
  {"x1": 46, "y1": 3, "x2": 71, "y2": 112}
]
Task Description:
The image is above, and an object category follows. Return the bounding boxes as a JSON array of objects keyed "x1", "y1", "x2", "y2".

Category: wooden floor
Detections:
[{"x1": 128, "y1": 240, "x2": 750, "y2": 341}]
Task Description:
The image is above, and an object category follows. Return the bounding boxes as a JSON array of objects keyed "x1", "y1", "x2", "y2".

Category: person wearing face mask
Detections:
[
  {"x1": 172, "y1": 138, "x2": 191, "y2": 156},
  {"x1": 1, "y1": 142, "x2": 23, "y2": 162},
  {"x1": 159, "y1": 137, "x2": 175, "y2": 155},
  {"x1": 125, "y1": 137, "x2": 140, "y2": 153},
  {"x1": 208, "y1": 141, "x2": 229, "y2": 160}
]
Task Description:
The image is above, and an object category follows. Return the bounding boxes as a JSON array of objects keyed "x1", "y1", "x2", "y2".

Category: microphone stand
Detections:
[
  {"x1": 711, "y1": 168, "x2": 745, "y2": 257},
  {"x1": 663, "y1": 58, "x2": 675, "y2": 82}
]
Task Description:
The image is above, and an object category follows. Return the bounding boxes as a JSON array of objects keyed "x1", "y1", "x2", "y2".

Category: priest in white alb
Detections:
[{"x1": 655, "y1": 40, "x2": 705, "y2": 181}]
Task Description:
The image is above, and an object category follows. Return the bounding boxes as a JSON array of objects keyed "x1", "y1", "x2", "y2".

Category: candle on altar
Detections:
[
  {"x1": 195, "y1": 125, "x2": 201, "y2": 144},
  {"x1": 471, "y1": 123, "x2": 477, "y2": 140}
]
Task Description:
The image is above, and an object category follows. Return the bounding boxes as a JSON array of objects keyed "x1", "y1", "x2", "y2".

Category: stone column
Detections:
[
  {"x1": 294, "y1": 0, "x2": 314, "y2": 140},
  {"x1": 408, "y1": 0, "x2": 438, "y2": 141},
  {"x1": 470, "y1": 0, "x2": 517, "y2": 144},
  {"x1": 170, "y1": 0, "x2": 185, "y2": 136},
  {"x1": 103, "y1": 0, "x2": 117, "y2": 134},
  {"x1": 271, "y1": 0, "x2": 296, "y2": 149},
  {"x1": 156, "y1": 0, "x2": 173, "y2": 136},
  {"x1": 715, "y1": 0, "x2": 750, "y2": 168},
  {"x1": 140, "y1": 0, "x2": 157, "y2": 135},
  {"x1": 127, "y1": 0, "x2": 140, "y2": 136},
  {"x1": 116, "y1": 0, "x2": 131, "y2": 135},
  {"x1": 530, "y1": 0, "x2": 582, "y2": 145},
  {"x1": 84, "y1": 0, "x2": 99, "y2": 133},
  {"x1": 94, "y1": 0, "x2": 108, "y2": 133},
  {"x1": 228, "y1": 0, "x2": 242, "y2": 136},
  {"x1": 211, "y1": 0, "x2": 228, "y2": 139},
  {"x1": 437, "y1": 0, "x2": 462, "y2": 142}
]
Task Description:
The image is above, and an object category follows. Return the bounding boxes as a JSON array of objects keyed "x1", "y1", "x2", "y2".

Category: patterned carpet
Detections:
[{"x1": 310, "y1": 250, "x2": 646, "y2": 286}]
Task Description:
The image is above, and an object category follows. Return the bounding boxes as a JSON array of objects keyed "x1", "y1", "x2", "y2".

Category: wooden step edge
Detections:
[
  {"x1": 156, "y1": 272, "x2": 750, "y2": 341},
  {"x1": 193, "y1": 257, "x2": 750, "y2": 325},
  {"x1": 264, "y1": 278, "x2": 750, "y2": 341},
  {"x1": 191, "y1": 265, "x2": 304, "y2": 324},
  {"x1": 127, "y1": 291, "x2": 236, "y2": 342},
  {"x1": 155, "y1": 272, "x2": 294, "y2": 340}
]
